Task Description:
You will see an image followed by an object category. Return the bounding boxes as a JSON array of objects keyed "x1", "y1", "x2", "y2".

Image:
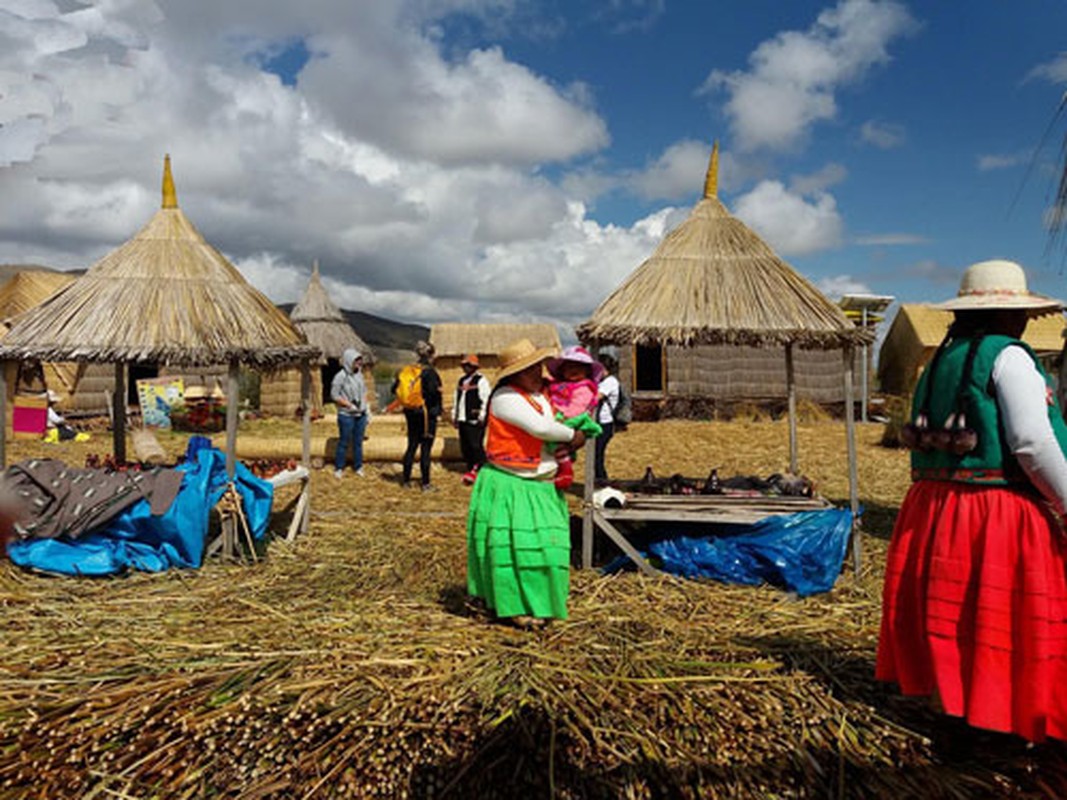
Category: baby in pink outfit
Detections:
[{"x1": 546, "y1": 346, "x2": 605, "y2": 489}]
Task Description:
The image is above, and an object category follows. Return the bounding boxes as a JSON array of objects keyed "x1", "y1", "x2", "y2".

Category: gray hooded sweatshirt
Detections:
[{"x1": 331, "y1": 348, "x2": 367, "y2": 417}]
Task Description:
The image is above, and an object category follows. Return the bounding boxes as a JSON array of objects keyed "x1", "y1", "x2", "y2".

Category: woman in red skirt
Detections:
[{"x1": 877, "y1": 259, "x2": 1067, "y2": 742}]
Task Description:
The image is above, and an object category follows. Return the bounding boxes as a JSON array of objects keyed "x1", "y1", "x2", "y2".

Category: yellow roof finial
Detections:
[
  {"x1": 703, "y1": 140, "x2": 719, "y2": 199},
  {"x1": 162, "y1": 153, "x2": 178, "y2": 209}
]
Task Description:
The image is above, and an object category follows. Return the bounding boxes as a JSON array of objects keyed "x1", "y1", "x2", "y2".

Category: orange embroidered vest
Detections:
[{"x1": 486, "y1": 391, "x2": 545, "y2": 470}]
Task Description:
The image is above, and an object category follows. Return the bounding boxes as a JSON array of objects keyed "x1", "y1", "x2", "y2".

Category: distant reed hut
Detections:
[
  {"x1": 0, "y1": 270, "x2": 77, "y2": 402},
  {"x1": 429, "y1": 323, "x2": 560, "y2": 411},
  {"x1": 0, "y1": 269, "x2": 226, "y2": 415},
  {"x1": 260, "y1": 262, "x2": 376, "y2": 417},
  {"x1": 877, "y1": 303, "x2": 1065, "y2": 397},
  {"x1": 0, "y1": 155, "x2": 318, "y2": 470},
  {"x1": 576, "y1": 143, "x2": 869, "y2": 421}
]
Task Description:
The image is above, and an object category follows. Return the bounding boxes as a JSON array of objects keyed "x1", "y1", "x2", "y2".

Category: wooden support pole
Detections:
[
  {"x1": 300, "y1": 360, "x2": 312, "y2": 468},
  {"x1": 785, "y1": 342, "x2": 798, "y2": 474},
  {"x1": 299, "y1": 359, "x2": 312, "y2": 536},
  {"x1": 843, "y1": 344, "x2": 861, "y2": 574},
  {"x1": 593, "y1": 511, "x2": 661, "y2": 577},
  {"x1": 225, "y1": 359, "x2": 240, "y2": 479},
  {"x1": 222, "y1": 359, "x2": 241, "y2": 560},
  {"x1": 0, "y1": 366, "x2": 6, "y2": 468},
  {"x1": 582, "y1": 437, "x2": 596, "y2": 569},
  {"x1": 114, "y1": 362, "x2": 126, "y2": 464}
]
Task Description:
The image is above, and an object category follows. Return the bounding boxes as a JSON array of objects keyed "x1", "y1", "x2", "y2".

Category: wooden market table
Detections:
[{"x1": 579, "y1": 440, "x2": 836, "y2": 577}]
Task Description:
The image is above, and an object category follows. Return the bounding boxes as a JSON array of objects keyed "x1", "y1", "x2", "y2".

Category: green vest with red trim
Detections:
[{"x1": 910, "y1": 335, "x2": 1067, "y2": 484}]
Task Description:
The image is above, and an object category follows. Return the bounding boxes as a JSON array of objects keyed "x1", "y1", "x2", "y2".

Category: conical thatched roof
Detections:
[
  {"x1": 0, "y1": 157, "x2": 318, "y2": 367},
  {"x1": 290, "y1": 261, "x2": 374, "y2": 365},
  {"x1": 577, "y1": 144, "x2": 870, "y2": 350},
  {"x1": 0, "y1": 270, "x2": 77, "y2": 330}
]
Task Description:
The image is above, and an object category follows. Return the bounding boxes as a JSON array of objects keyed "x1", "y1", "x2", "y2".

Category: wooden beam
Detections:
[
  {"x1": 843, "y1": 344, "x2": 861, "y2": 574},
  {"x1": 114, "y1": 362, "x2": 126, "y2": 464},
  {"x1": 582, "y1": 437, "x2": 595, "y2": 569},
  {"x1": 0, "y1": 366, "x2": 6, "y2": 468},
  {"x1": 785, "y1": 342, "x2": 798, "y2": 474},
  {"x1": 299, "y1": 359, "x2": 312, "y2": 536},
  {"x1": 592, "y1": 510, "x2": 661, "y2": 577},
  {"x1": 225, "y1": 358, "x2": 240, "y2": 479}
]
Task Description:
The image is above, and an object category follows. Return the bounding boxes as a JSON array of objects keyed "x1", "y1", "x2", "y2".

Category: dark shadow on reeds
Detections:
[
  {"x1": 407, "y1": 701, "x2": 1067, "y2": 800},
  {"x1": 739, "y1": 631, "x2": 1067, "y2": 795}
]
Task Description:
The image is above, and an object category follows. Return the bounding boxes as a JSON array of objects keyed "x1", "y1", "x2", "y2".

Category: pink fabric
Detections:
[{"x1": 546, "y1": 378, "x2": 598, "y2": 420}]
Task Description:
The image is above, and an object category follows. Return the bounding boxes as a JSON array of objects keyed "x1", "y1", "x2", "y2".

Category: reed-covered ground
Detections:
[{"x1": 1, "y1": 417, "x2": 1064, "y2": 799}]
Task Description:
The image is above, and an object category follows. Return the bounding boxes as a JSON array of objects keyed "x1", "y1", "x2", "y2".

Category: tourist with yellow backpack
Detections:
[{"x1": 392, "y1": 340, "x2": 443, "y2": 491}]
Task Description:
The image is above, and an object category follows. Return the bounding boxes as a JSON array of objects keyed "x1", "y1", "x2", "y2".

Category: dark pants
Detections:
[
  {"x1": 403, "y1": 408, "x2": 437, "y2": 486},
  {"x1": 335, "y1": 413, "x2": 369, "y2": 471},
  {"x1": 594, "y1": 421, "x2": 614, "y2": 482},
  {"x1": 457, "y1": 421, "x2": 486, "y2": 472}
]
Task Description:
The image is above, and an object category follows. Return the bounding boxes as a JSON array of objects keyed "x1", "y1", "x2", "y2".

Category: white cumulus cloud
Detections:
[
  {"x1": 700, "y1": 0, "x2": 917, "y2": 153},
  {"x1": 732, "y1": 180, "x2": 844, "y2": 257}
]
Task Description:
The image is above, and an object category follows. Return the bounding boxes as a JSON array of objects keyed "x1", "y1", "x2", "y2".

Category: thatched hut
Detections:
[
  {"x1": 577, "y1": 143, "x2": 869, "y2": 420},
  {"x1": 0, "y1": 270, "x2": 227, "y2": 415},
  {"x1": 260, "y1": 262, "x2": 376, "y2": 417},
  {"x1": 577, "y1": 143, "x2": 870, "y2": 567},
  {"x1": 877, "y1": 303, "x2": 1065, "y2": 396},
  {"x1": 0, "y1": 155, "x2": 318, "y2": 468},
  {"x1": 429, "y1": 323, "x2": 561, "y2": 410},
  {"x1": 0, "y1": 270, "x2": 78, "y2": 402}
]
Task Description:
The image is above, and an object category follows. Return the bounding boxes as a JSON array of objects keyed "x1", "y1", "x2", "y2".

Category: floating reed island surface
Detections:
[{"x1": 1, "y1": 418, "x2": 1065, "y2": 799}]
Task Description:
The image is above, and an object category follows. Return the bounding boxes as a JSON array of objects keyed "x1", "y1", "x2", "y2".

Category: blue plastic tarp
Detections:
[
  {"x1": 604, "y1": 507, "x2": 854, "y2": 597},
  {"x1": 6, "y1": 448, "x2": 273, "y2": 576}
]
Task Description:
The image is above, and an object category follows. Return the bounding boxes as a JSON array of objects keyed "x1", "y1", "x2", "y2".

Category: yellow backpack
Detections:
[{"x1": 395, "y1": 364, "x2": 424, "y2": 409}]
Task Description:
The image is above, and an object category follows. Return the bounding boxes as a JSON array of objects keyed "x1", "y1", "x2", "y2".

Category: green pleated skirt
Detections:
[{"x1": 466, "y1": 464, "x2": 571, "y2": 620}]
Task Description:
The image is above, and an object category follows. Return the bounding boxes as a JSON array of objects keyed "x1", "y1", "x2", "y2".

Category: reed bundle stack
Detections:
[{"x1": 0, "y1": 420, "x2": 1064, "y2": 797}]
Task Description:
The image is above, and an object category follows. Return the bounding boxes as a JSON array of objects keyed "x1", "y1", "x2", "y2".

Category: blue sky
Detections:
[{"x1": 3, "y1": 0, "x2": 1067, "y2": 343}]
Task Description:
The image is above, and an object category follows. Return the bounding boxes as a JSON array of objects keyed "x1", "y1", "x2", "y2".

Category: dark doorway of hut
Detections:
[
  {"x1": 634, "y1": 344, "x2": 663, "y2": 392},
  {"x1": 320, "y1": 358, "x2": 340, "y2": 408}
]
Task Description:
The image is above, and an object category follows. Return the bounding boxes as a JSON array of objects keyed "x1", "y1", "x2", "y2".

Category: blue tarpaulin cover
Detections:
[
  {"x1": 6, "y1": 447, "x2": 273, "y2": 576},
  {"x1": 604, "y1": 507, "x2": 854, "y2": 597}
]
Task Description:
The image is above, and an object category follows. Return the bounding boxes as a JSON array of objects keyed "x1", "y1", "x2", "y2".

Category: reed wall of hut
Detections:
[
  {"x1": 616, "y1": 343, "x2": 863, "y2": 418},
  {"x1": 260, "y1": 364, "x2": 377, "y2": 417}
]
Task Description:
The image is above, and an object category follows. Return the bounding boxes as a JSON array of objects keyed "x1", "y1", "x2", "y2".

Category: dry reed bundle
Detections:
[{"x1": 1, "y1": 419, "x2": 1064, "y2": 798}]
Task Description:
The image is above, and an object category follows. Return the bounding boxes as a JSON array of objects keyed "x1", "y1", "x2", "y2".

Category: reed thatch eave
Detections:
[{"x1": 575, "y1": 321, "x2": 872, "y2": 351}]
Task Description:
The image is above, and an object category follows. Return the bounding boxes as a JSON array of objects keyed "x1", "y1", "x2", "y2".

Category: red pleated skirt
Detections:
[{"x1": 877, "y1": 480, "x2": 1067, "y2": 742}]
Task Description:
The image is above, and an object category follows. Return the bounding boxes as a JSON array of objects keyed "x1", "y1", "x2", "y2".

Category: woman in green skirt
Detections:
[{"x1": 467, "y1": 338, "x2": 587, "y2": 629}]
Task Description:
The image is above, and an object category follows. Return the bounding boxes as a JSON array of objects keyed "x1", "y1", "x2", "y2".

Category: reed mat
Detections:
[{"x1": 1, "y1": 419, "x2": 1063, "y2": 798}]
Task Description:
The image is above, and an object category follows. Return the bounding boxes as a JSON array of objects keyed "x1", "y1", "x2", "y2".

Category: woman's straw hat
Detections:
[
  {"x1": 495, "y1": 338, "x2": 558, "y2": 382},
  {"x1": 936, "y1": 259, "x2": 1063, "y2": 316}
]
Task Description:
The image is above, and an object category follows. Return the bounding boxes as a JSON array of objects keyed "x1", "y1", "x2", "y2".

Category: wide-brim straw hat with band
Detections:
[
  {"x1": 495, "y1": 338, "x2": 558, "y2": 382},
  {"x1": 935, "y1": 259, "x2": 1063, "y2": 316}
]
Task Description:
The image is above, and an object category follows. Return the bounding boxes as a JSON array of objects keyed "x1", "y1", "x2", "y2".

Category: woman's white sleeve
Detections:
[
  {"x1": 491, "y1": 391, "x2": 575, "y2": 442},
  {"x1": 993, "y1": 346, "x2": 1067, "y2": 514}
]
